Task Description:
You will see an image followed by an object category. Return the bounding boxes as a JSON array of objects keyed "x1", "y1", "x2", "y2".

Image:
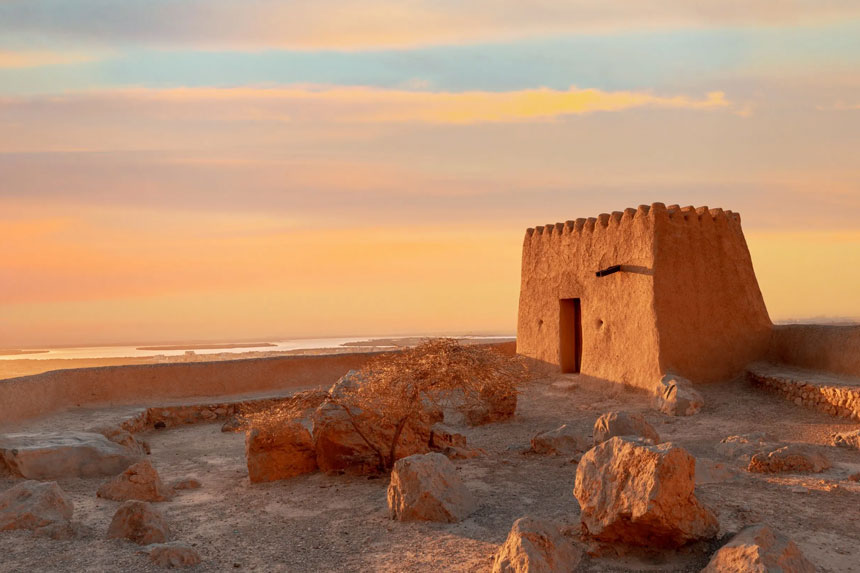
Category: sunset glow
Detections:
[{"x1": 1, "y1": 1, "x2": 859, "y2": 347}]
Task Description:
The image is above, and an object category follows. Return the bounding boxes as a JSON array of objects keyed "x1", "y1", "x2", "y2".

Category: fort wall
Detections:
[
  {"x1": 517, "y1": 202, "x2": 772, "y2": 387},
  {"x1": 767, "y1": 324, "x2": 860, "y2": 378},
  {"x1": 652, "y1": 204, "x2": 772, "y2": 382},
  {"x1": 516, "y1": 205, "x2": 662, "y2": 389}
]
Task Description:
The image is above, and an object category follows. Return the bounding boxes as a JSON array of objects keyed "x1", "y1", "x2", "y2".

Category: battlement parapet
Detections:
[{"x1": 525, "y1": 202, "x2": 742, "y2": 242}]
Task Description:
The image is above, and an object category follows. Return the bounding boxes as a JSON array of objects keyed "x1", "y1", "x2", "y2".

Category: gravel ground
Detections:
[{"x1": 1, "y1": 374, "x2": 859, "y2": 572}]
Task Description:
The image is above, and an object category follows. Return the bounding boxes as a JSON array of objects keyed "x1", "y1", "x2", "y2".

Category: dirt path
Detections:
[{"x1": 1, "y1": 374, "x2": 858, "y2": 572}]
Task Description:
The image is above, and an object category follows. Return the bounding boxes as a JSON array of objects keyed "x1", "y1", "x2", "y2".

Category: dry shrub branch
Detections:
[{"x1": 332, "y1": 339, "x2": 530, "y2": 470}]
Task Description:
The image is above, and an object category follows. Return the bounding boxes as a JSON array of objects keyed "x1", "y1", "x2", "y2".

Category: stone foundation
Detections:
[{"x1": 746, "y1": 364, "x2": 860, "y2": 422}]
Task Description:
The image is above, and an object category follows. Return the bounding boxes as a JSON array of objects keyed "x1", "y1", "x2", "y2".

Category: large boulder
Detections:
[
  {"x1": 245, "y1": 421, "x2": 318, "y2": 483},
  {"x1": 702, "y1": 524, "x2": 815, "y2": 572},
  {"x1": 592, "y1": 412, "x2": 660, "y2": 445},
  {"x1": 313, "y1": 372, "x2": 433, "y2": 474},
  {"x1": 0, "y1": 481, "x2": 74, "y2": 533},
  {"x1": 387, "y1": 452, "x2": 476, "y2": 523},
  {"x1": 748, "y1": 445, "x2": 831, "y2": 474},
  {"x1": 147, "y1": 542, "x2": 202, "y2": 568},
  {"x1": 107, "y1": 500, "x2": 171, "y2": 545},
  {"x1": 492, "y1": 516, "x2": 582, "y2": 573},
  {"x1": 652, "y1": 374, "x2": 704, "y2": 416},
  {"x1": 0, "y1": 432, "x2": 141, "y2": 479},
  {"x1": 574, "y1": 437, "x2": 718, "y2": 547},
  {"x1": 531, "y1": 425, "x2": 589, "y2": 456},
  {"x1": 97, "y1": 459, "x2": 172, "y2": 502}
]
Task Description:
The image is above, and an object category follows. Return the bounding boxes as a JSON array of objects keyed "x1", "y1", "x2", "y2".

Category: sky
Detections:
[{"x1": 1, "y1": 1, "x2": 859, "y2": 347}]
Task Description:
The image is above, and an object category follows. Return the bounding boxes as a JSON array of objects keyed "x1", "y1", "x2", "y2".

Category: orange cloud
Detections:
[
  {"x1": 0, "y1": 50, "x2": 96, "y2": 69},
  {"x1": 0, "y1": 85, "x2": 731, "y2": 126}
]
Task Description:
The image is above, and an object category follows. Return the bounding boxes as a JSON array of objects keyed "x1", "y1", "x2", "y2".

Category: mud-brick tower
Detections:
[{"x1": 516, "y1": 203, "x2": 772, "y2": 389}]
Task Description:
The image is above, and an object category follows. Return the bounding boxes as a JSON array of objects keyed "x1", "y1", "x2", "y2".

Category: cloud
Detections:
[
  {"x1": 1, "y1": 1, "x2": 858, "y2": 51},
  {"x1": 0, "y1": 50, "x2": 96, "y2": 69},
  {"x1": 0, "y1": 85, "x2": 731, "y2": 128}
]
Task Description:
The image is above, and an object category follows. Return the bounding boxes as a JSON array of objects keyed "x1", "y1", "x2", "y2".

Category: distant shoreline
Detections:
[
  {"x1": 0, "y1": 349, "x2": 49, "y2": 356},
  {"x1": 136, "y1": 343, "x2": 278, "y2": 351}
]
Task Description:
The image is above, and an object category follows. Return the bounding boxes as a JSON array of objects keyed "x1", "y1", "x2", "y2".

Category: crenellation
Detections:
[
  {"x1": 709, "y1": 208, "x2": 727, "y2": 225},
  {"x1": 525, "y1": 204, "x2": 742, "y2": 247}
]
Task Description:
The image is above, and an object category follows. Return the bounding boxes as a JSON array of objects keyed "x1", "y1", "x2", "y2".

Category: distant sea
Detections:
[{"x1": 0, "y1": 336, "x2": 514, "y2": 361}]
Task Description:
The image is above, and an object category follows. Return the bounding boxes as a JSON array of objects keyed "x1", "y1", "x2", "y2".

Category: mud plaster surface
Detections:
[{"x1": 1, "y1": 376, "x2": 859, "y2": 572}]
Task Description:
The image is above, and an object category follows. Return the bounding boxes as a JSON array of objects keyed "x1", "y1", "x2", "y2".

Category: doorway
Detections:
[{"x1": 559, "y1": 298, "x2": 582, "y2": 373}]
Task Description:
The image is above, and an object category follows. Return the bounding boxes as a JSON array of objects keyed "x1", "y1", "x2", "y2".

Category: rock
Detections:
[
  {"x1": 91, "y1": 425, "x2": 151, "y2": 456},
  {"x1": 245, "y1": 421, "x2": 318, "y2": 483},
  {"x1": 830, "y1": 429, "x2": 860, "y2": 450},
  {"x1": 492, "y1": 516, "x2": 582, "y2": 573},
  {"x1": 464, "y1": 386, "x2": 517, "y2": 426},
  {"x1": 221, "y1": 417, "x2": 243, "y2": 433},
  {"x1": 429, "y1": 424, "x2": 467, "y2": 450},
  {"x1": 592, "y1": 411, "x2": 660, "y2": 445},
  {"x1": 574, "y1": 437, "x2": 718, "y2": 547},
  {"x1": 312, "y1": 372, "x2": 432, "y2": 474},
  {"x1": 695, "y1": 458, "x2": 739, "y2": 485},
  {"x1": 0, "y1": 481, "x2": 74, "y2": 532},
  {"x1": 652, "y1": 374, "x2": 704, "y2": 416},
  {"x1": 170, "y1": 478, "x2": 202, "y2": 491},
  {"x1": 387, "y1": 452, "x2": 476, "y2": 522},
  {"x1": 32, "y1": 522, "x2": 78, "y2": 540},
  {"x1": 531, "y1": 425, "x2": 589, "y2": 455},
  {"x1": 748, "y1": 445, "x2": 831, "y2": 474},
  {"x1": 441, "y1": 446, "x2": 484, "y2": 460},
  {"x1": 0, "y1": 432, "x2": 142, "y2": 479},
  {"x1": 97, "y1": 459, "x2": 171, "y2": 502},
  {"x1": 702, "y1": 524, "x2": 815, "y2": 572},
  {"x1": 715, "y1": 433, "x2": 776, "y2": 461},
  {"x1": 147, "y1": 542, "x2": 202, "y2": 568},
  {"x1": 107, "y1": 500, "x2": 170, "y2": 545}
]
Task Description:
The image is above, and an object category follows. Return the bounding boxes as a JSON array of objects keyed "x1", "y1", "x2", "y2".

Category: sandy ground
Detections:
[{"x1": 1, "y1": 374, "x2": 859, "y2": 572}]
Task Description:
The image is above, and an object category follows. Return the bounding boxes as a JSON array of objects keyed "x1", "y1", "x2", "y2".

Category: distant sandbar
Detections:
[
  {"x1": 137, "y1": 343, "x2": 277, "y2": 351},
  {"x1": 0, "y1": 349, "x2": 49, "y2": 356}
]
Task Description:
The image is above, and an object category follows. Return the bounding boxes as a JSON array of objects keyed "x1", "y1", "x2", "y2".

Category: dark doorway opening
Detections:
[{"x1": 559, "y1": 298, "x2": 582, "y2": 373}]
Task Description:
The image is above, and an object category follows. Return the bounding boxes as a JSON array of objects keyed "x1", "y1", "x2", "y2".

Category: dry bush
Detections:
[
  {"x1": 240, "y1": 389, "x2": 328, "y2": 432},
  {"x1": 332, "y1": 338, "x2": 531, "y2": 470}
]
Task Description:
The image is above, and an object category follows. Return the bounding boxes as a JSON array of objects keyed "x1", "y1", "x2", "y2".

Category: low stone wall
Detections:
[
  {"x1": 768, "y1": 324, "x2": 860, "y2": 378},
  {"x1": 0, "y1": 341, "x2": 517, "y2": 427},
  {"x1": 0, "y1": 352, "x2": 380, "y2": 427},
  {"x1": 747, "y1": 367, "x2": 860, "y2": 422}
]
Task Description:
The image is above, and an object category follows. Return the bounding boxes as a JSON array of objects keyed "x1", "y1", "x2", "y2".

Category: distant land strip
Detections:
[
  {"x1": 137, "y1": 343, "x2": 278, "y2": 351},
  {"x1": 0, "y1": 349, "x2": 49, "y2": 356}
]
